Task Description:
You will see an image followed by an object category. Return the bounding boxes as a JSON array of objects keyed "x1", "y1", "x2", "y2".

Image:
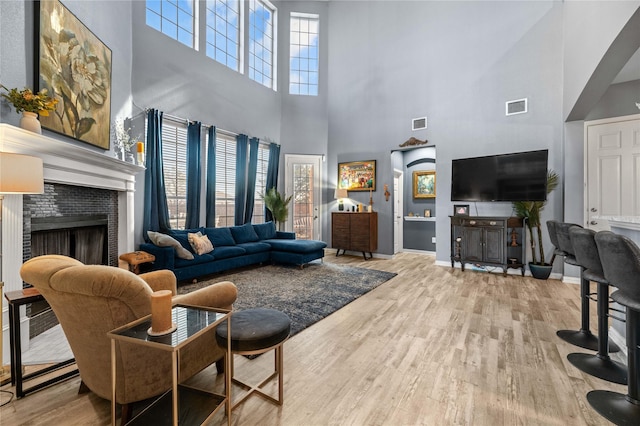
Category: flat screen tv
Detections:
[{"x1": 451, "y1": 149, "x2": 548, "y2": 202}]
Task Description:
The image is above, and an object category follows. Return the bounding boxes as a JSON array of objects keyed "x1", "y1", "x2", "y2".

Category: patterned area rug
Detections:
[{"x1": 178, "y1": 261, "x2": 397, "y2": 337}]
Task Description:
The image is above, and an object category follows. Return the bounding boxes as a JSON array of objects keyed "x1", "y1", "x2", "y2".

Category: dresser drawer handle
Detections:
[
  {"x1": 490, "y1": 221, "x2": 496, "y2": 226},
  {"x1": 469, "y1": 220, "x2": 476, "y2": 225}
]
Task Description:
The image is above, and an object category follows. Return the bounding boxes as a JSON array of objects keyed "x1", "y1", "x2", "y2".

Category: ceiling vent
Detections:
[
  {"x1": 506, "y1": 98, "x2": 528, "y2": 116},
  {"x1": 412, "y1": 117, "x2": 427, "y2": 131}
]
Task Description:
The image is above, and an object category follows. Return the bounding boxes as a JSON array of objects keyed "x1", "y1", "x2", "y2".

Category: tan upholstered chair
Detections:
[{"x1": 20, "y1": 254, "x2": 237, "y2": 421}]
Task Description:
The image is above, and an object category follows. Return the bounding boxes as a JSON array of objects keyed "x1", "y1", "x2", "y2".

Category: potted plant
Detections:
[
  {"x1": 512, "y1": 170, "x2": 559, "y2": 279},
  {"x1": 261, "y1": 188, "x2": 293, "y2": 231},
  {"x1": 0, "y1": 84, "x2": 58, "y2": 133}
]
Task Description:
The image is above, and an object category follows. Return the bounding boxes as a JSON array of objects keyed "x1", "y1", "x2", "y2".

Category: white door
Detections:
[
  {"x1": 585, "y1": 114, "x2": 640, "y2": 231},
  {"x1": 284, "y1": 154, "x2": 323, "y2": 240},
  {"x1": 393, "y1": 170, "x2": 404, "y2": 254}
]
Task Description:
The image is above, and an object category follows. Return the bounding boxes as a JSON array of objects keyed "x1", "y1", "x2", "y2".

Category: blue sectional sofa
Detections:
[{"x1": 140, "y1": 222, "x2": 327, "y2": 282}]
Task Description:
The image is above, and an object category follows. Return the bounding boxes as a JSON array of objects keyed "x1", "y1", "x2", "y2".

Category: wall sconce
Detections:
[
  {"x1": 334, "y1": 188, "x2": 348, "y2": 211},
  {"x1": 384, "y1": 184, "x2": 391, "y2": 202}
]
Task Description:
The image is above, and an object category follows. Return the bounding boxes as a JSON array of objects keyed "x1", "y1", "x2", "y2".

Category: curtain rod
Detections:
[{"x1": 130, "y1": 107, "x2": 278, "y2": 146}]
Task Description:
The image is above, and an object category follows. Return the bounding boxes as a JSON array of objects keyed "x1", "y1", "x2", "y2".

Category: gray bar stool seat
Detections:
[
  {"x1": 216, "y1": 308, "x2": 290, "y2": 410},
  {"x1": 566, "y1": 226, "x2": 626, "y2": 385},
  {"x1": 588, "y1": 231, "x2": 640, "y2": 425}
]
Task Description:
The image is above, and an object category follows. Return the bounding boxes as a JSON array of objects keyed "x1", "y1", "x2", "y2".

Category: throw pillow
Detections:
[
  {"x1": 147, "y1": 231, "x2": 194, "y2": 260},
  {"x1": 253, "y1": 221, "x2": 276, "y2": 240},
  {"x1": 203, "y1": 227, "x2": 236, "y2": 247},
  {"x1": 188, "y1": 232, "x2": 214, "y2": 255},
  {"x1": 230, "y1": 223, "x2": 260, "y2": 244}
]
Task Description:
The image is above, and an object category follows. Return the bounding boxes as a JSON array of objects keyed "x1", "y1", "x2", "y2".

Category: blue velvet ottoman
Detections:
[{"x1": 216, "y1": 308, "x2": 291, "y2": 409}]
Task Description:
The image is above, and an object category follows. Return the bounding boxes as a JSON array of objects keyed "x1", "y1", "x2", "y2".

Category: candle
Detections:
[
  {"x1": 136, "y1": 142, "x2": 145, "y2": 166},
  {"x1": 150, "y1": 290, "x2": 172, "y2": 333}
]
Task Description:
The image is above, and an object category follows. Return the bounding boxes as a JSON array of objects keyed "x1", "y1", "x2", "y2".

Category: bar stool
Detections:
[
  {"x1": 588, "y1": 231, "x2": 640, "y2": 424},
  {"x1": 566, "y1": 226, "x2": 625, "y2": 384},
  {"x1": 555, "y1": 222, "x2": 600, "y2": 351},
  {"x1": 215, "y1": 308, "x2": 290, "y2": 410},
  {"x1": 546, "y1": 220, "x2": 566, "y2": 266}
]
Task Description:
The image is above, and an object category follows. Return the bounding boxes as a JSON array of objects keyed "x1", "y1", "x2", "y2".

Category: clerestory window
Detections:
[
  {"x1": 146, "y1": 0, "x2": 195, "y2": 48},
  {"x1": 248, "y1": 0, "x2": 277, "y2": 89},
  {"x1": 206, "y1": 0, "x2": 242, "y2": 72},
  {"x1": 289, "y1": 13, "x2": 319, "y2": 96}
]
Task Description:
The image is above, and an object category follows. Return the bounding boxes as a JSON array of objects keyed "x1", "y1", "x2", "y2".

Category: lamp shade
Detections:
[
  {"x1": 334, "y1": 188, "x2": 348, "y2": 200},
  {"x1": 0, "y1": 152, "x2": 44, "y2": 194}
]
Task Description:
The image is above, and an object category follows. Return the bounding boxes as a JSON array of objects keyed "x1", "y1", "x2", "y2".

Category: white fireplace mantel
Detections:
[{"x1": 1, "y1": 124, "x2": 144, "y2": 363}]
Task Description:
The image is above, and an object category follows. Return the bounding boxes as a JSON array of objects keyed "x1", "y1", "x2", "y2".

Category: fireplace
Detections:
[
  {"x1": 23, "y1": 184, "x2": 119, "y2": 267},
  {"x1": 1, "y1": 124, "x2": 143, "y2": 363}
]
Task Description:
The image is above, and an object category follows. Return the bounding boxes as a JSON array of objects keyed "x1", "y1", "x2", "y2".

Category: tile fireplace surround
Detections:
[{"x1": 0, "y1": 123, "x2": 144, "y2": 363}]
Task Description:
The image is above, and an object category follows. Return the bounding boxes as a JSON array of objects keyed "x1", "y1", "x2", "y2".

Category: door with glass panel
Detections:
[{"x1": 284, "y1": 154, "x2": 322, "y2": 240}]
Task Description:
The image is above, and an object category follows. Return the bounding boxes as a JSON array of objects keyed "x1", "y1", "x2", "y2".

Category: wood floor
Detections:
[{"x1": 0, "y1": 252, "x2": 626, "y2": 425}]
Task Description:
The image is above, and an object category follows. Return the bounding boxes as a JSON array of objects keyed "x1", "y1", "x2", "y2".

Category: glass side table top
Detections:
[{"x1": 109, "y1": 304, "x2": 229, "y2": 350}]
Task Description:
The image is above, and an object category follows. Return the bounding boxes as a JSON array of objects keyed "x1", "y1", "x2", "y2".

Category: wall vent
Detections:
[
  {"x1": 412, "y1": 116, "x2": 427, "y2": 131},
  {"x1": 506, "y1": 98, "x2": 528, "y2": 116}
]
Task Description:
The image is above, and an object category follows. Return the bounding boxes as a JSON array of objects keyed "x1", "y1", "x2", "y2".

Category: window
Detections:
[
  {"x1": 206, "y1": 0, "x2": 241, "y2": 71},
  {"x1": 249, "y1": 0, "x2": 277, "y2": 89},
  {"x1": 251, "y1": 143, "x2": 270, "y2": 224},
  {"x1": 146, "y1": 0, "x2": 195, "y2": 48},
  {"x1": 289, "y1": 13, "x2": 318, "y2": 96},
  {"x1": 215, "y1": 133, "x2": 237, "y2": 227},
  {"x1": 162, "y1": 122, "x2": 188, "y2": 229}
]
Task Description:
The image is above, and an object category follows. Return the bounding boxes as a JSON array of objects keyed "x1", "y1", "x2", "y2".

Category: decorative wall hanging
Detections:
[
  {"x1": 338, "y1": 160, "x2": 376, "y2": 191},
  {"x1": 399, "y1": 137, "x2": 428, "y2": 148},
  {"x1": 413, "y1": 170, "x2": 436, "y2": 198},
  {"x1": 35, "y1": 0, "x2": 112, "y2": 149}
]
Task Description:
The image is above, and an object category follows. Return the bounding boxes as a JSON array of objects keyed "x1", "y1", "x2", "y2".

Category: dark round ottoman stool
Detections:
[{"x1": 216, "y1": 308, "x2": 291, "y2": 410}]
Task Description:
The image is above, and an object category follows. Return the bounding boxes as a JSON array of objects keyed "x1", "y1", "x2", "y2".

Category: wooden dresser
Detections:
[{"x1": 332, "y1": 212, "x2": 378, "y2": 260}]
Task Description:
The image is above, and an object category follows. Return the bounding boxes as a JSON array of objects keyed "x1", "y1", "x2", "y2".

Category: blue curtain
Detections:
[
  {"x1": 234, "y1": 134, "x2": 248, "y2": 225},
  {"x1": 143, "y1": 109, "x2": 171, "y2": 237},
  {"x1": 185, "y1": 121, "x2": 202, "y2": 229},
  {"x1": 243, "y1": 137, "x2": 259, "y2": 224},
  {"x1": 265, "y1": 142, "x2": 281, "y2": 222},
  {"x1": 205, "y1": 126, "x2": 217, "y2": 227}
]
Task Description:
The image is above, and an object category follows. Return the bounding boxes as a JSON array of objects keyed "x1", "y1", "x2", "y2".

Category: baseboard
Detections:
[
  {"x1": 435, "y1": 260, "x2": 563, "y2": 280},
  {"x1": 401, "y1": 249, "x2": 435, "y2": 256},
  {"x1": 609, "y1": 328, "x2": 627, "y2": 359},
  {"x1": 562, "y1": 276, "x2": 581, "y2": 285},
  {"x1": 324, "y1": 248, "x2": 392, "y2": 260}
]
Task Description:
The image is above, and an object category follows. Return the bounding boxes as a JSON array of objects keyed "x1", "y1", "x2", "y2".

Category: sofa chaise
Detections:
[{"x1": 140, "y1": 221, "x2": 327, "y2": 282}]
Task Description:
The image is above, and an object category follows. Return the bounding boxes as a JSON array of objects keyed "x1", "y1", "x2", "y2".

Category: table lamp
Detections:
[
  {"x1": 334, "y1": 188, "x2": 348, "y2": 211},
  {"x1": 0, "y1": 152, "x2": 44, "y2": 377}
]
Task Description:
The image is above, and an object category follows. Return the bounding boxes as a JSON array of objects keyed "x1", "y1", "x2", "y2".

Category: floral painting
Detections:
[
  {"x1": 36, "y1": 0, "x2": 112, "y2": 149},
  {"x1": 338, "y1": 160, "x2": 376, "y2": 191}
]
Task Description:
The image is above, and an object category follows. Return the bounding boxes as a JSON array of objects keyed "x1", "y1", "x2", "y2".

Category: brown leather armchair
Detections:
[{"x1": 20, "y1": 254, "x2": 237, "y2": 421}]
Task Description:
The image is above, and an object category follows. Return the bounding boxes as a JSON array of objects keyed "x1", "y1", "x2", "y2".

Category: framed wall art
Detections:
[
  {"x1": 338, "y1": 160, "x2": 376, "y2": 191},
  {"x1": 453, "y1": 204, "x2": 470, "y2": 216},
  {"x1": 35, "y1": 0, "x2": 112, "y2": 149},
  {"x1": 413, "y1": 170, "x2": 435, "y2": 199}
]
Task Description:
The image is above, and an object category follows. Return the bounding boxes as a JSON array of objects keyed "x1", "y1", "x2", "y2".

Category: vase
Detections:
[
  {"x1": 20, "y1": 111, "x2": 42, "y2": 134},
  {"x1": 529, "y1": 262, "x2": 552, "y2": 280}
]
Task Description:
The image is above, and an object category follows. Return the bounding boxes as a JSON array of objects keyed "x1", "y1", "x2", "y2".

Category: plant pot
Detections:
[
  {"x1": 20, "y1": 111, "x2": 42, "y2": 134},
  {"x1": 529, "y1": 262, "x2": 552, "y2": 280}
]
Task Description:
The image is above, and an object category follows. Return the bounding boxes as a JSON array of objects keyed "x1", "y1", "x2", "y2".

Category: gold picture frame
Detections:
[
  {"x1": 338, "y1": 160, "x2": 376, "y2": 191},
  {"x1": 413, "y1": 171, "x2": 436, "y2": 198},
  {"x1": 35, "y1": 0, "x2": 112, "y2": 149}
]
